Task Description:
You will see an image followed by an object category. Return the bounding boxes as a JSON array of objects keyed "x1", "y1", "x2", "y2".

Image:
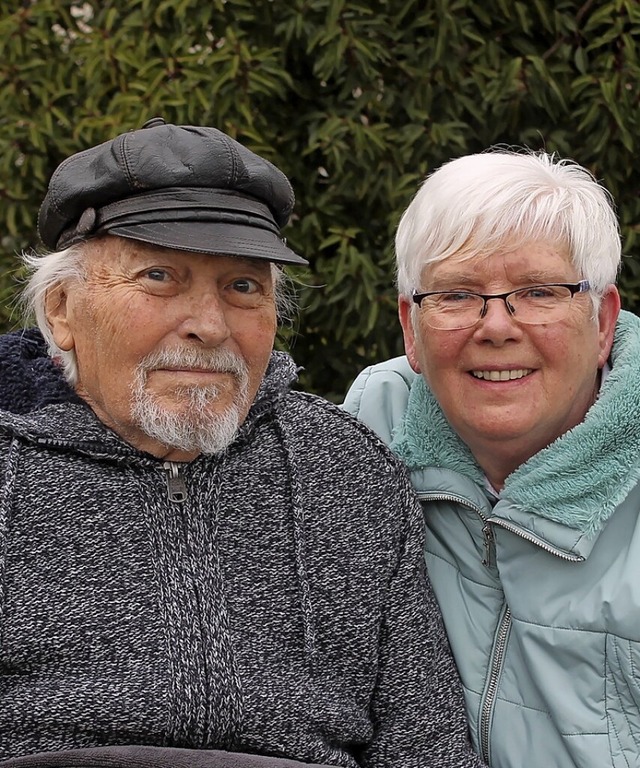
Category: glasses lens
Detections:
[
  {"x1": 421, "y1": 292, "x2": 485, "y2": 330},
  {"x1": 510, "y1": 285, "x2": 574, "y2": 325}
]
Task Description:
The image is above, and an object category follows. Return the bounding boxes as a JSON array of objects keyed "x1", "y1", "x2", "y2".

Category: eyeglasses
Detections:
[{"x1": 412, "y1": 281, "x2": 591, "y2": 330}]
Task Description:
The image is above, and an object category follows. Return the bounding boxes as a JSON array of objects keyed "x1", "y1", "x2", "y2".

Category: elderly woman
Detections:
[{"x1": 344, "y1": 149, "x2": 640, "y2": 768}]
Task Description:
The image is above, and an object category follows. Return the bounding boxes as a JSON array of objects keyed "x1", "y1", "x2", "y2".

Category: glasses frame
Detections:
[{"x1": 411, "y1": 280, "x2": 591, "y2": 329}]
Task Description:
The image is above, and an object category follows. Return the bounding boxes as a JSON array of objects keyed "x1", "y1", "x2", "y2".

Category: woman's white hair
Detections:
[
  {"x1": 395, "y1": 148, "x2": 622, "y2": 307},
  {"x1": 21, "y1": 238, "x2": 296, "y2": 387}
]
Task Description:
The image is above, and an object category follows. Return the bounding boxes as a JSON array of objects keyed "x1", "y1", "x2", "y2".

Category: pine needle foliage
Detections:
[{"x1": 1, "y1": 0, "x2": 639, "y2": 399}]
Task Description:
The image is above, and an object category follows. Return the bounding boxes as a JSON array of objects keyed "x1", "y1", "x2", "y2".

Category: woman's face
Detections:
[{"x1": 399, "y1": 241, "x2": 620, "y2": 484}]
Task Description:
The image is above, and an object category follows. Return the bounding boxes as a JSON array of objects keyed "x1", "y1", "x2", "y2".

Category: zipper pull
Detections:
[
  {"x1": 482, "y1": 522, "x2": 495, "y2": 568},
  {"x1": 163, "y1": 462, "x2": 188, "y2": 503}
]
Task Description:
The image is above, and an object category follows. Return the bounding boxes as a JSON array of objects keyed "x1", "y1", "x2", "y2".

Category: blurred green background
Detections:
[{"x1": 2, "y1": 0, "x2": 639, "y2": 400}]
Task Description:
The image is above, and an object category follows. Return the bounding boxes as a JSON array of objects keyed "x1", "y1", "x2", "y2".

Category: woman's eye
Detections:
[
  {"x1": 441, "y1": 291, "x2": 475, "y2": 303},
  {"x1": 520, "y1": 286, "x2": 556, "y2": 299}
]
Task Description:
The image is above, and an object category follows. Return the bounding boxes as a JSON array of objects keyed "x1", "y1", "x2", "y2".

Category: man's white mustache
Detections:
[{"x1": 139, "y1": 347, "x2": 248, "y2": 377}]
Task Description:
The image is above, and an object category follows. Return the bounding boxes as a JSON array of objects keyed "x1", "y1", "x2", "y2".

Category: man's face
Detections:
[
  {"x1": 399, "y1": 241, "x2": 620, "y2": 486},
  {"x1": 47, "y1": 237, "x2": 278, "y2": 461}
]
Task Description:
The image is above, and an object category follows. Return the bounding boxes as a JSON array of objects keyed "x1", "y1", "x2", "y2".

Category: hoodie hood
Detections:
[{"x1": 0, "y1": 328, "x2": 81, "y2": 414}]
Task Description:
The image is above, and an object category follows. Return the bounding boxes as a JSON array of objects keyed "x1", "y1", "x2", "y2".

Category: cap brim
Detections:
[{"x1": 105, "y1": 220, "x2": 308, "y2": 265}]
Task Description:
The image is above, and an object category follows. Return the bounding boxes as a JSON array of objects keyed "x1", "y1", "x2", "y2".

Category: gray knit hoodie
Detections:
[{"x1": 0, "y1": 333, "x2": 483, "y2": 768}]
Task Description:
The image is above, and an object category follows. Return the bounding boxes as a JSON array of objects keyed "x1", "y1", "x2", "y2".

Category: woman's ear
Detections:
[
  {"x1": 596, "y1": 285, "x2": 621, "y2": 368},
  {"x1": 398, "y1": 295, "x2": 422, "y2": 373}
]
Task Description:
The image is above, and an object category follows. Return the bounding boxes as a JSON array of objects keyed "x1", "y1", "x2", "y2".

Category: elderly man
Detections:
[
  {"x1": 0, "y1": 120, "x2": 483, "y2": 768},
  {"x1": 344, "y1": 149, "x2": 640, "y2": 768}
]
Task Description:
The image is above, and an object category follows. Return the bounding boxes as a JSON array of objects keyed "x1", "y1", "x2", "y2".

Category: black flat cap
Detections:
[{"x1": 38, "y1": 117, "x2": 307, "y2": 265}]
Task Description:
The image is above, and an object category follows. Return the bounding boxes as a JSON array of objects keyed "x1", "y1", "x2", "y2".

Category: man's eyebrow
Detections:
[{"x1": 230, "y1": 256, "x2": 272, "y2": 271}]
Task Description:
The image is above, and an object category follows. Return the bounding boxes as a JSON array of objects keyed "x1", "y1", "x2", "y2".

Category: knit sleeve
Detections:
[{"x1": 361, "y1": 483, "x2": 486, "y2": 768}]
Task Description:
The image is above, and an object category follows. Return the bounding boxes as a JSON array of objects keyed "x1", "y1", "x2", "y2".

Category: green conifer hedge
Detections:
[{"x1": 2, "y1": 0, "x2": 639, "y2": 399}]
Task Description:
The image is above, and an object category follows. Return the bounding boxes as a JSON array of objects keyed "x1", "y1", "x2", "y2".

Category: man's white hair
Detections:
[
  {"x1": 395, "y1": 148, "x2": 622, "y2": 311},
  {"x1": 21, "y1": 237, "x2": 294, "y2": 386},
  {"x1": 22, "y1": 243, "x2": 87, "y2": 384}
]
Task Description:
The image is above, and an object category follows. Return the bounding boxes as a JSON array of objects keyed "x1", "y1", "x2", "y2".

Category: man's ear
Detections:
[
  {"x1": 398, "y1": 295, "x2": 422, "y2": 373},
  {"x1": 597, "y1": 285, "x2": 621, "y2": 368},
  {"x1": 44, "y1": 283, "x2": 75, "y2": 352}
]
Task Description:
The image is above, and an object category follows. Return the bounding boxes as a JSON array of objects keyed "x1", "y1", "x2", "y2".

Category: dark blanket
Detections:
[{"x1": 0, "y1": 746, "x2": 334, "y2": 768}]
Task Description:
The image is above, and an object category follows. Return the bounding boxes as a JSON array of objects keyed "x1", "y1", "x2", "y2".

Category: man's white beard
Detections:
[{"x1": 130, "y1": 347, "x2": 250, "y2": 455}]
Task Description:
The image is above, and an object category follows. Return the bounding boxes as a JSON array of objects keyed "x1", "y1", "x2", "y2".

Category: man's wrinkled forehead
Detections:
[{"x1": 80, "y1": 235, "x2": 275, "y2": 276}]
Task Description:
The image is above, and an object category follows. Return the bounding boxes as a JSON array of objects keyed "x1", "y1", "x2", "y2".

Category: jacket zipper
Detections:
[
  {"x1": 419, "y1": 490, "x2": 585, "y2": 761},
  {"x1": 490, "y1": 518, "x2": 585, "y2": 562},
  {"x1": 163, "y1": 461, "x2": 188, "y2": 503},
  {"x1": 417, "y1": 491, "x2": 494, "y2": 566},
  {"x1": 418, "y1": 490, "x2": 584, "y2": 761},
  {"x1": 480, "y1": 605, "x2": 511, "y2": 764}
]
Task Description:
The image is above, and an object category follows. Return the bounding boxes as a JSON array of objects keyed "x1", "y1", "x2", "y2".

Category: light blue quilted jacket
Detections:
[{"x1": 343, "y1": 310, "x2": 640, "y2": 768}]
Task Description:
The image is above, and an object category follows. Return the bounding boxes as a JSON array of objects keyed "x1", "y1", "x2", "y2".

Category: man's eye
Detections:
[
  {"x1": 145, "y1": 269, "x2": 169, "y2": 282},
  {"x1": 231, "y1": 278, "x2": 259, "y2": 294}
]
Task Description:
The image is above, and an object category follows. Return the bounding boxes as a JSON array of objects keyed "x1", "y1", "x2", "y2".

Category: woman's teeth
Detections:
[{"x1": 471, "y1": 369, "x2": 533, "y2": 381}]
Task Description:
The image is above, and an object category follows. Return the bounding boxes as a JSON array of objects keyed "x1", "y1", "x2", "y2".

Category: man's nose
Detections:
[{"x1": 177, "y1": 291, "x2": 232, "y2": 346}]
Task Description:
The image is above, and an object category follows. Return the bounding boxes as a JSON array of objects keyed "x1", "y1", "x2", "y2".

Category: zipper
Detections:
[
  {"x1": 481, "y1": 521, "x2": 496, "y2": 567},
  {"x1": 479, "y1": 606, "x2": 512, "y2": 764},
  {"x1": 35, "y1": 436, "x2": 190, "y2": 504},
  {"x1": 36, "y1": 436, "x2": 132, "y2": 456},
  {"x1": 163, "y1": 461, "x2": 188, "y2": 503},
  {"x1": 490, "y1": 518, "x2": 585, "y2": 562},
  {"x1": 418, "y1": 491, "x2": 494, "y2": 567}
]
